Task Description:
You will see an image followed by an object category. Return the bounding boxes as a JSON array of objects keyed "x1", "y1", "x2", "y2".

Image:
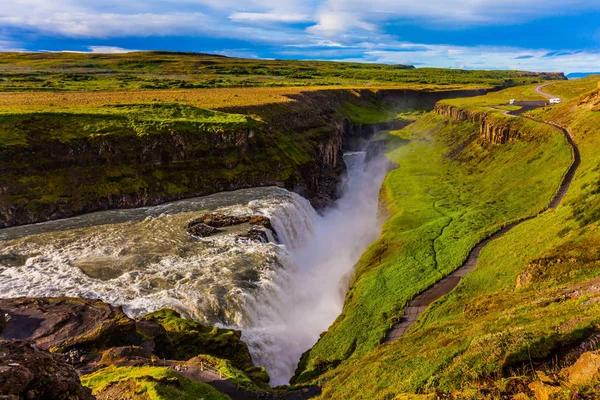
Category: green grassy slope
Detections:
[
  {"x1": 293, "y1": 109, "x2": 571, "y2": 386},
  {"x1": 0, "y1": 51, "x2": 562, "y2": 91},
  {"x1": 296, "y1": 78, "x2": 600, "y2": 399}
]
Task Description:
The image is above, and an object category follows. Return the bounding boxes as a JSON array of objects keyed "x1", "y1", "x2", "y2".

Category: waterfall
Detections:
[
  {"x1": 0, "y1": 147, "x2": 390, "y2": 388},
  {"x1": 239, "y1": 151, "x2": 390, "y2": 386}
]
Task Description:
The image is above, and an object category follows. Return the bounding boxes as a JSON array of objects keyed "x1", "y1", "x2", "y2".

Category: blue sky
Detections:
[{"x1": 1, "y1": 0, "x2": 600, "y2": 72}]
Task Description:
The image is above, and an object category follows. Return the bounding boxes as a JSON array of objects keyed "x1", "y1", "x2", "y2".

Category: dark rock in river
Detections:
[
  {"x1": 188, "y1": 213, "x2": 253, "y2": 228},
  {"x1": 0, "y1": 340, "x2": 94, "y2": 400},
  {"x1": 186, "y1": 214, "x2": 279, "y2": 242},
  {"x1": 185, "y1": 222, "x2": 219, "y2": 237}
]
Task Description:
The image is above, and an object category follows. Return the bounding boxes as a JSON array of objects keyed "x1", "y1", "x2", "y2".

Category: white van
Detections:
[
  {"x1": 509, "y1": 99, "x2": 517, "y2": 105},
  {"x1": 549, "y1": 98, "x2": 562, "y2": 105}
]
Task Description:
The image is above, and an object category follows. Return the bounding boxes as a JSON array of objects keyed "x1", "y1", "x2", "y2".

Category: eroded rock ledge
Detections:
[{"x1": 435, "y1": 103, "x2": 523, "y2": 144}]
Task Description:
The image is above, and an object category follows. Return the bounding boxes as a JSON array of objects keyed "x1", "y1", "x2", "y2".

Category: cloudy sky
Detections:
[{"x1": 1, "y1": 0, "x2": 600, "y2": 72}]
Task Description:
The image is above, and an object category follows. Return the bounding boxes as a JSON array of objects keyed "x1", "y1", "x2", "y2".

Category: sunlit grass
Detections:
[{"x1": 293, "y1": 112, "x2": 571, "y2": 389}]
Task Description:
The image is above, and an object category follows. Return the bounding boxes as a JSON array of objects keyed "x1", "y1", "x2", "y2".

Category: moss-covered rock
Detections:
[{"x1": 139, "y1": 309, "x2": 253, "y2": 371}]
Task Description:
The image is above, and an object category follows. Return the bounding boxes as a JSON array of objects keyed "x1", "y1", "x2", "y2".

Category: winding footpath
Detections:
[{"x1": 384, "y1": 85, "x2": 581, "y2": 343}]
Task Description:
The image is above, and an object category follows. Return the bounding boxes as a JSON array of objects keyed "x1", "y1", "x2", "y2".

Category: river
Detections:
[{"x1": 0, "y1": 150, "x2": 389, "y2": 385}]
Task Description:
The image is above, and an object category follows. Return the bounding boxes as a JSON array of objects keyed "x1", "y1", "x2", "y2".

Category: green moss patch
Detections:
[{"x1": 81, "y1": 366, "x2": 229, "y2": 400}]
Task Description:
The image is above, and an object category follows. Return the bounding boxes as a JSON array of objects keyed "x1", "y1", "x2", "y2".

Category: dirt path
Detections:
[
  {"x1": 383, "y1": 85, "x2": 579, "y2": 343},
  {"x1": 535, "y1": 83, "x2": 560, "y2": 99}
]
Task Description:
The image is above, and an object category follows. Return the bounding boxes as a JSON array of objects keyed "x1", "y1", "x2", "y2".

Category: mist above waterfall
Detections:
[{"x1": 241, "y1": 151, "x2": 391, "y2": 386}]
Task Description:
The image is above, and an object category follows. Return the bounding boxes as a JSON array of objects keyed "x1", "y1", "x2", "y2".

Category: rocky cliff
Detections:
[{"x1": 435, "y1": 103, "x2": 522, "y2": 144}]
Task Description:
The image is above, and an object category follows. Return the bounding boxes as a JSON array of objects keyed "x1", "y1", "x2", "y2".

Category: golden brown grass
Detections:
[{"x1": 0, "y1": 84, "x2": 489, "y2": 113}]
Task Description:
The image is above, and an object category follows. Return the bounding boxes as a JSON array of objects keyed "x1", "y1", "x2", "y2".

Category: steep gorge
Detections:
[{"x1": 0, "y1": 87, "x2": 492, "y2": 228}]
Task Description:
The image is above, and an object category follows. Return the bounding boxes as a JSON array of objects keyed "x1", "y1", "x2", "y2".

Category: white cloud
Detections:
[
  {"x1": 87, "y1": 46, "x2": 137, "y2": 53},
  {"x1": 0, "y1": 10, "x2": 210, "y2": 38},
  {"x1": 307, "y1": 0, "x2": 600, "y2": 36},
  {"x1": 229, "y1": 12, "x2": 310, "y2": 23},
  {"x1": 336, "y1": 43, "x2": 600, "y2": 73},
  {"x1": 0, "y1": 40, "x2": 24, "y2": 52}
]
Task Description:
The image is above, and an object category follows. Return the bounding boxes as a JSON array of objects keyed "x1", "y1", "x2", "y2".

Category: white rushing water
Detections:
[
  {"x1": 240, "y1": 151, "x2": 390, "y2": 385},
  {"x1": 0, "y1": 150, "x2": 389, "y2": 386}
]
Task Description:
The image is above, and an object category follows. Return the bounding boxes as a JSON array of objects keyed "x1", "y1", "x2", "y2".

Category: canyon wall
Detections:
[{"x1": 435, "y1": 103, "x2": 522, "y2": 144}]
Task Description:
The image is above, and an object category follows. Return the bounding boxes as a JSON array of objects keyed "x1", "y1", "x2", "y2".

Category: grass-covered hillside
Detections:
[
  {"x1": 292, "y1": 78, "x2": 600, "y2": 399},
  {"x1": 0, "y1": 51, "x2": 563, "y2": 91}
]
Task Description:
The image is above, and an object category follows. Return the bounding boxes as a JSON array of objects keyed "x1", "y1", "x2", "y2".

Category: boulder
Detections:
[
  {"x1": 560, "y1": 350, "x2": 600, "y2": 387},
  {"x1": 0, "y1": 340, "x2": 94, "y2": 400},
  {"x1": 0, "y1": 297, "x2": 138, "y2": 353},
  {"x1": 188, "y1": 214, "x2": 252, "y2": 229}
]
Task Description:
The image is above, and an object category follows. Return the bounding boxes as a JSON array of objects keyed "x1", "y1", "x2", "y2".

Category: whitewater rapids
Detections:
[{"x1": 0, "y1": 151, "x2": 390, "y2": 386}]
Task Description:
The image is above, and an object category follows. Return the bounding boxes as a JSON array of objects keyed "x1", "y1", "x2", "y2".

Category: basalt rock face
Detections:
[
  {"x1": 0, "y1": 126, "x2": 288, "y2": 229},
  {"x1": 434, "y1": 103, "x2": 486, "y2": 124},
  {"x1": 435, "y1": 103, "x2": 521, "y2": 145},
  {"x1": 0, "y1": 340, "x2": 95, "y2": 400}
]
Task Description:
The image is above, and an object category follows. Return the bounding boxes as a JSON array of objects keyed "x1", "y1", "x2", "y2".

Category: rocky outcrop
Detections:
[
  {"x1": 139, "y1": 309, "x2": 253, "y2": 371},
  {"x1": 560, "y1": 350, "x2": 600, "y2": 387},
  {"x1": 0, "y1": 298, "x2": 255, "y2": 374},
  {"x1": 480, "y1": 119, "x2": 522, "y2": 144},
  {"x1": 435, "y1": 103, "x2": 521, "y2": 144},
  {"x1": 185, "y1": 213, "x2": 278, "y2": 242},
  {"x1": 577, "y1": 82, "x2": 600, "y2": 110},
  {"x1": 434, "y1": 103, "x2": 486, "y2": 123},
  {"x1": 0, "y1": 340, "x2": 94, "y2": 400},
  {"x1": 0, "y1": 297, "x2": 137, "y2": 354}
]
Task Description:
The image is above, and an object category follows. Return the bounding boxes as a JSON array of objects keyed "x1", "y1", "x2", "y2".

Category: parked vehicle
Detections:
[
  {"x1": 549, "y1": 98, "x2": 562, "y2": 104},
  {"x1": 509, "y1": 99, "x2": 517, "y2": 105}
]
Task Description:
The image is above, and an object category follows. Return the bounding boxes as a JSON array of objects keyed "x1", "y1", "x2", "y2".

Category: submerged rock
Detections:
[
  {"x1": 0, "y1": 340, "x2": 94, "y2": 400},
  {"x1": 186, "y1": 222, "x2": 220, "y2": 237},
  {"x1": 238, "y1": 227, "x2": 270, "y2": 243}
]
